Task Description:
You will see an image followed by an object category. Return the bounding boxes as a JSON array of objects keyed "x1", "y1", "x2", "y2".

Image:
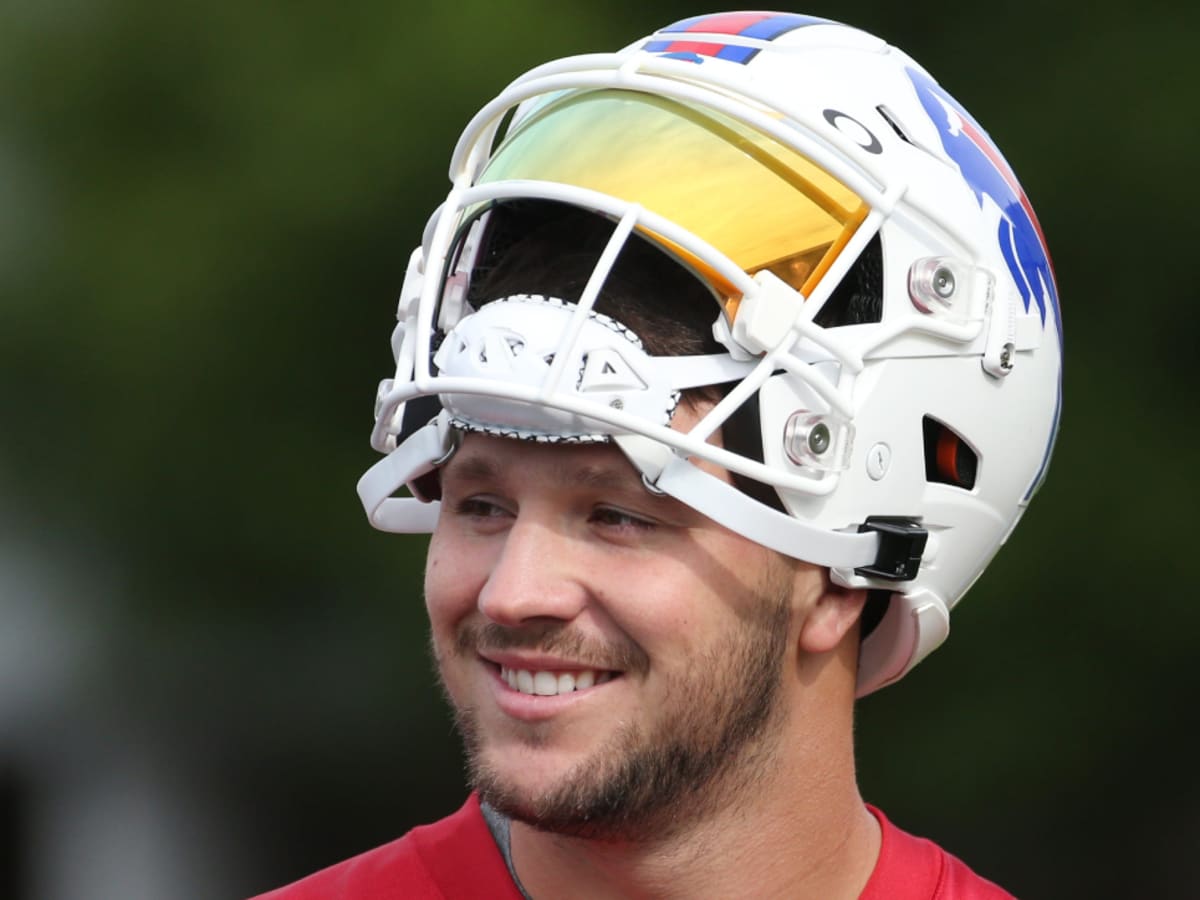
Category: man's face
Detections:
[{"x1": 424, "y1": 418, "x2": 824, "y2": 841}]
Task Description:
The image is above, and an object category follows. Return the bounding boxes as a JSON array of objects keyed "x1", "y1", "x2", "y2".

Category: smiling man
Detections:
[{"x1": 253, "y1": 11, "x2": 1061, "y2": 900}]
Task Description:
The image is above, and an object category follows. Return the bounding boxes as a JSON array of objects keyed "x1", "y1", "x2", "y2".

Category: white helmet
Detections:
[{"x1": 357, "y1": 12, "x2": 1062, "y2": 695}]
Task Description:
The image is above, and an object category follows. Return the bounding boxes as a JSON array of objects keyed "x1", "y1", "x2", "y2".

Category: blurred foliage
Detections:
[{"x1": 1, "y1": 1, "x2": 1197, "y2": 897}]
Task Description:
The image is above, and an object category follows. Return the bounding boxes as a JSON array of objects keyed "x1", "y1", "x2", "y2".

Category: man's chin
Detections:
[
  {"x1": 478, "y1": 785, "x2": 619, "y2": 841},
  {"x1": 470, "y1": 747, "x2": 558, "y2": 802},
  {"x1": 469, "y1": 750, "x2": 669, "y2": 843},
  {"x1": 470, "y1": 755, "x2": 612, "y2": 836},
  {"x1": 472, "y1": 772, "x2": 561, "y2": 828}
]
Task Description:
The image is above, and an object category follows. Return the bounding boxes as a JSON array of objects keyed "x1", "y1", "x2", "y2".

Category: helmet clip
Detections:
[
  {"x1": 731, "y1": 270, "x2": 804, "y2": 355},
  {"x1": 854, "y1": 516, "x2": 928, "y2": 581}
]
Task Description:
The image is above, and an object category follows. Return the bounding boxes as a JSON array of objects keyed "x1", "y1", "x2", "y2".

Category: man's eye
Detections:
[
  {"x1": 452, "y1": 497, "x2": 509, "y2": 519},
  {"x1": 591, "y1": 507, "x2": 654, "y2": 530}
]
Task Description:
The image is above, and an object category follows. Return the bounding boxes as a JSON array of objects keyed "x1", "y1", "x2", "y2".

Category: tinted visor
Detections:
[{"x1": 479, "y1": 89, "x2": 868, "y2": 309}]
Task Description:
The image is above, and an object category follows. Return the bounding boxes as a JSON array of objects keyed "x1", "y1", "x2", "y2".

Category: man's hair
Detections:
[{"x1": 468, "y1": 200, "x2": 726, "y2": 360}]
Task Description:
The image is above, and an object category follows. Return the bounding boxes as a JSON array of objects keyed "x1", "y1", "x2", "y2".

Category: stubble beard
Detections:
[{"x1": 444, "y1": 576, "x2": 794, "y2": 844}]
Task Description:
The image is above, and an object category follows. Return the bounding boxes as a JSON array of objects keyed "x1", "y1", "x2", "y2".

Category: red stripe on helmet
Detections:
[
  {"x1": 680, "y1": 11, "x2": 775, "y2": 35},
  {"x1": 659, "y1": 40, "x2": 727, "y2": 55}
]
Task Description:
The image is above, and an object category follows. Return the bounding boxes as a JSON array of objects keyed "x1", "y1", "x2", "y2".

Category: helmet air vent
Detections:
[
  {"x1": 813, "y1": 232, "x2": 883, "y2": 327},
  {"x1": 922, "y1": 416, "x2": 978, "y2": 490},
  {"x1": 875, "y1": 105, "x2": 914, "y2": 145}
]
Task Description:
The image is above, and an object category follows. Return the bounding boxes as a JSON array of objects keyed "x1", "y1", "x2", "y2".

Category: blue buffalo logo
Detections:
[{"x1": 906, "y1": 68, "x2": 1061, "y2": 344}]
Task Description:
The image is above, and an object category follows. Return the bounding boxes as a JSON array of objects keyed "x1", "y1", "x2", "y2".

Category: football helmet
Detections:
[{"x1": 356, "y1": 12, "x2": 1062, "y2": 695}]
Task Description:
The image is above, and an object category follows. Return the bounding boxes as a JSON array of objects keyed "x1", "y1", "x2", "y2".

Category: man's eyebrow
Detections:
[
  {"x1": 442, "y1": 449, "x2": 641, "y2": 493},
  {"x1": 441, "y1": 452, "x2": 499, "y2": 485}
]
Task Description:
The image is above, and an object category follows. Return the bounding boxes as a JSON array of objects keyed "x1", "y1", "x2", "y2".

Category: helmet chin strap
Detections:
[
  {"x1": 356, "y1": 419, "x2": 449, "y2": 533},
  {"x1": 611, "y1": 433, "x2": 879, "y2": 568}
]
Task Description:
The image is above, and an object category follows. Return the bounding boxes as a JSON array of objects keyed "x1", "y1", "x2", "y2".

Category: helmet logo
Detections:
[
  {"x1": 580, "y1": 348, "x2": 647, "y2": 393},
  {"x1": 643, "y1": 12, "x2": 830, "y2": 64},
  {"x1": 822, "y1": 109, "x2": 882, "y2": 154},
  {"x1": 906, "y1": 67, "x2": 1061, "y2": 343}
]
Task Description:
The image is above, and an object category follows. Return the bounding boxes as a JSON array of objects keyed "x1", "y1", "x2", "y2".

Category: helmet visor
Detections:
[{"x1": 478, "y1": 89, "x2": 868, "y2": 308}]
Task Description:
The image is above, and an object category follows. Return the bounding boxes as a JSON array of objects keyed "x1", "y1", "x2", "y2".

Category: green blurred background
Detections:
[{"x1": 1, "y1": 1, "x2": 1196, "y2": 897}]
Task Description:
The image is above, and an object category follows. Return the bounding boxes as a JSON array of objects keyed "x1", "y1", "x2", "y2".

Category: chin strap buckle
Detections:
[{"x1": 855, "y1": 516, "x2": 928, "y2": 581}]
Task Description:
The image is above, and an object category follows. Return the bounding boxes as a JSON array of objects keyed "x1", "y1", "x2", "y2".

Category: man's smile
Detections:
[{"x1": 498, "y1": 665, "x2": 617, "y2": 696}]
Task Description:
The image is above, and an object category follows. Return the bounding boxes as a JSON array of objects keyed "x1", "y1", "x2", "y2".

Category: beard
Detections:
[{"x1": 442, "y1": 569, "x2": 794, "y2": 843}]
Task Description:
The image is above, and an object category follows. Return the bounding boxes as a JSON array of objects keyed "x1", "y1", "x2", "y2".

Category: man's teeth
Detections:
[{"x1": 500, "y1": 666, "x2": 612, "y2": 696}]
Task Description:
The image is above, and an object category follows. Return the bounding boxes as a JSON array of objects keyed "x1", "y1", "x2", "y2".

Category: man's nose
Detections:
[{"x1": 476, "y1": 517, "x2": 590, "y2": 627}]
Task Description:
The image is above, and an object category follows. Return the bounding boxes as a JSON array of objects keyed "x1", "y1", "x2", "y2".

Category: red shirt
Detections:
[
  {"x1": 251, "y1": 796, "x2": 1013, "y2": 899},
  {"x1": 860, "y1": 806, "x2": 1014, "y2": 900},
  {"x1": 250, "y1": 796, "x2": 523, "y2": 900}
]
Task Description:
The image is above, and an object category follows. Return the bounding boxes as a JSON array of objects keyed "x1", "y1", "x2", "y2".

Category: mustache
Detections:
[{"x1": 455, "y1": 620, "x2": 649, "y2": 676}]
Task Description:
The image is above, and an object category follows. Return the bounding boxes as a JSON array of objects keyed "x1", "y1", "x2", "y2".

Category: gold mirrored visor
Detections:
[{"x1": 479, "y1": 89, "x2": 869, "y2": 311}]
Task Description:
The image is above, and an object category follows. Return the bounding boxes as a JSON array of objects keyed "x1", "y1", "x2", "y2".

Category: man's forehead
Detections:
[{"x1": 441, "y1": 432, "x2": 642, "y2": 491}]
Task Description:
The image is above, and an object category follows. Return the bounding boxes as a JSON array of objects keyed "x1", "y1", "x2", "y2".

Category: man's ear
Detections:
[{"x1": 797, "y1": 577, "x2": 869, "y2": 655}]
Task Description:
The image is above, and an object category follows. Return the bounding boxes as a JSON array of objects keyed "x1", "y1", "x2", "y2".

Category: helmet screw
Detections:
[
  {"x1": 907, "y1": 257, "x2": 963, "y2": 314},
  {"x1": 808, "y1": 422, "x2": 831, "y2": 455},
  {"x1": 609, "y1": 397, "x2": 624, "y2": 410},
  {"x1": 933, "y1": 266, "x2": 956, "y2": 298},
  {"x1": 1000, "y1": 342, "x2": 1014, "y2": 371}
]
